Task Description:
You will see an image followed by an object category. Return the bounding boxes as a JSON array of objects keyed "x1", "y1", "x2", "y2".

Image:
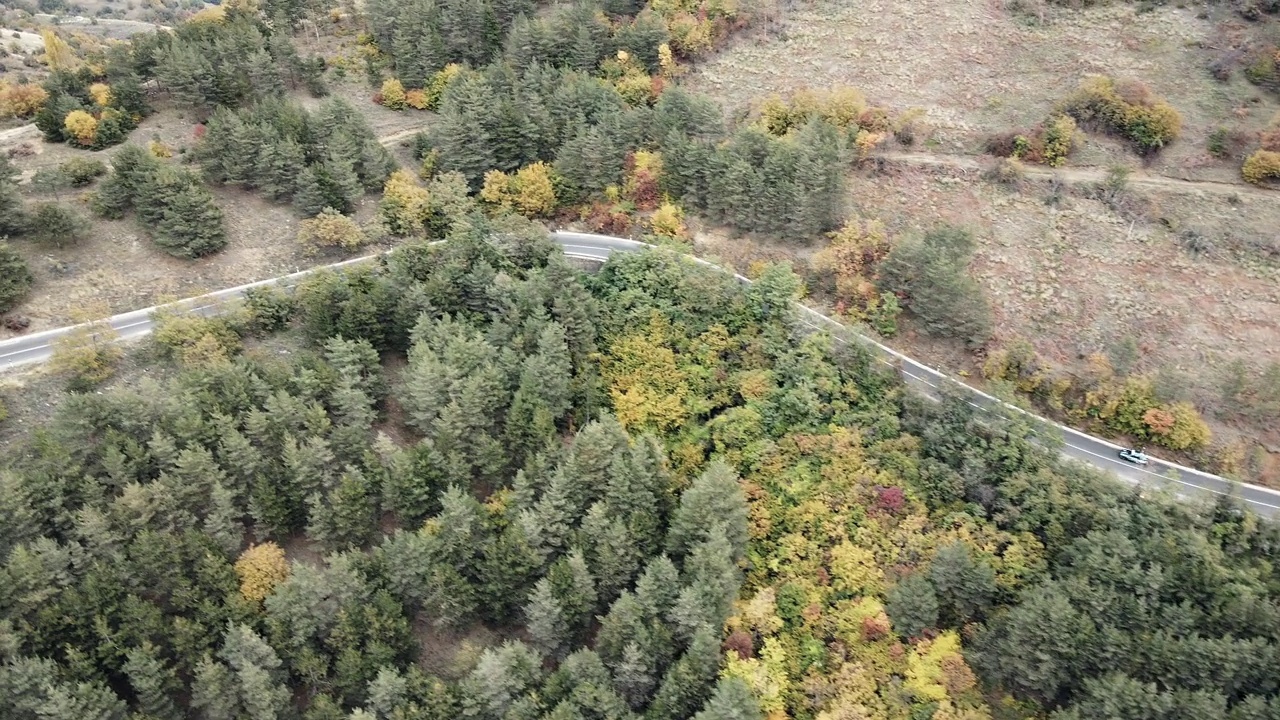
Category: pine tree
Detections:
[
  {"x1": 692, "y1": 677, "x2": 762, "y2": 720},
  {"x1": 293, "y1": 166, "x2": 330, "y2": 217},
  {"x1": 634, "y1": 554, "x2": 681, "y2": 622},
  {"x1": 477, "y1": 522, "x2": 543, "y2": 622},
  {"x1": 204, "y1": 482, "x2": 244, "y2": 556},
  {"x1": 647, "y1": 626, "x2": 720, "y2": 720},
  {"x1": 440, "y1": 0, "x2": 500, "y2": 66},
  {"x1": 929, "y1": 541, "x2": 997, "y2": 626},
  {"x1": 310, "y1": 466, "x2": 378, "y2": 551},
  {"x1": 365, "y1": 666, "x2": 409, "y2": 719},
  {"x1": 191, "y1": 657, "x2": 241, "y2": 720},
  {"x1": 381, "y1": 439, "x2": 447, "y2": 527},
  {"x1": 554, "y1": 124, "x2": 624, "y2": 200},
  {"x1": 670, "y1": 529, "x2": 740, "y2": 638},
  {"x1": 154, "y1": 181, "x2": 228, "y2": 258},
  {"x1": 666, "y1": 460, "x2": 748, "y2": 561},
  {"x1": 0, "y1": 157, "x2": 28, "y2": 236},
  {"x1": 324, "y1": 154, "x2": 364, "y2": 214},
  {"x1": 259, "y1": 137, "x2": 307, "y2": 201},
  {"x1": 613, "y1": 641, "x2": 655, "y2": 710},
  {"x1": 34, "y1": 680, "x2": 128, "y2": 720},
  {"x1": 219, "y1": 624, "x2": 292, "y2": 720},
  {"x1": 568, "y1": 24, "x2": 601, "y2": 72},
  {"x1": 123, "y1": 643, "x2": 183, "y2": 720},
  {"x1": 548, "y1": 548, "x2": 598, "y2": 634},
  {"x1": 525, "y1": 577, "x2": 569, "y2": 658},
  {"x1": 433, "y1": 76, "x2": 499, "y2": 190},
  {"x1": 329, "y1": 379, "x2": 376, "y2": 459},
  {"x1": 577, "y1": 503, "x2": 640, "y2": 606},
  {"x1": 247, "y1": 49, "x2": 286, "y2": 97},
  {"x1": 0, "y1": 242, "x2": 33, "y2": 314},
  {"x1": 884, "y1": 572, "x2": 939, "y2": 640}
]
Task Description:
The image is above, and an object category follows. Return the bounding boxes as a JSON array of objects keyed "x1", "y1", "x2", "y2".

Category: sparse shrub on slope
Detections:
[
  {"x1": 1242, "y1": 149, "x2": 1280, "y2": 183},
  {"x1": 1059, "y1": 76, "x2": 1182, "y2": 154},
  {"x1": 986, "y1": 114, "x2": 1078, "y2": 167}
]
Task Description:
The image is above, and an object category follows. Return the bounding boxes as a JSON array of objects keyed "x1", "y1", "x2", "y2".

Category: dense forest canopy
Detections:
[
  {"x1": 2, "y1": 217, "x2": 1279, "y2": 720},
  {"x1": 1, "y1": 1, "x2": 1279, "y2": 719}
]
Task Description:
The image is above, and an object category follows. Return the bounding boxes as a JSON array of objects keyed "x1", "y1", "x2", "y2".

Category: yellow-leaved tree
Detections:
[
  {"x1": 649, "y1": 201, "x2": 688, "y2": 240},
  {"x1": 88, "y1": 82, "x2": 112, "y2": 107},
  {"x1": 480, "y1": 162, "x2": 558, "y2": 217},
  {"x1": 603, "y1": 317, "x2": 691, "y2": 432},
  {"x1": 297, "y1": 207, "x2": 367, "y2": 254},
  {"x1": 379, "y1": 169, "x2": 432, "y2": 235},
  {"x1": 40, "y1": 29, "x2": 76, "y2": 71},
  {"x1": 64, "y1": 110, "x2": 98, "y2": 147},
  {"x1": 380, "y1": 77, "x2": 407, "y2": 110},
  {"x1": 234, "y1": 542, "x2": 289, "y2": 603},
  {"x1": 49, "y1": 302, "x2": 122, "y2": 387}
]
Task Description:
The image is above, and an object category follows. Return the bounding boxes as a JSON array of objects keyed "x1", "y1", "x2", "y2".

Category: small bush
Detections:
[
  {"x1": 152, "y1": 309, "x2": 242, "y2": 361},
  {"x1": 243, "y1": 285, "x2": 296, "y2": 334},
  {"x1": 1242, "y1": 149, "x2": 1280, "y2": 184},
  {"x1": 1060, "y1": 76, "x2": 1182, "y2": 154},
  {"x1": 0, "y1": 81, "x2": 49, "y2": 119},
  {"x1": 27, "y1": 203, "x2": 90, "y2": 248},
  {"x1": 379, "y1": 77, "x2": 407, "y2": 110},
  {"x1": 61, "y1": 157, "x2": 106, "y2": 186},
  {"x1": 50, "y1": 319, "x2": 122, "y2": 387},
  {"x1": 0, "y1": 241, "x2": 33, "y2": 313},
  {"x1": 405, "y1": 89, "x2": 428, "y2": 110},
  {"x1": 985, "y1": 115, "x2": 1076, "y2": 166},
  {"x1": 649, "y1": 200, "x2": 688, "y2": 240},
  {"x1": 297, "y1": 207, "x2": 367, "y2": 254},
  {"x1": 984, "y1": 157, "x2": 1028, "y2": 188},
  {"x1": 1244, "y1": 49, "x2": 1278, "y2": 92}
]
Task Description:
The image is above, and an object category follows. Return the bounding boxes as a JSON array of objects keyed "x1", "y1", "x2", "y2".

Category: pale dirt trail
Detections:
[{"x1": 874, "y1": 150, "x2": 1278, "y2": 199}]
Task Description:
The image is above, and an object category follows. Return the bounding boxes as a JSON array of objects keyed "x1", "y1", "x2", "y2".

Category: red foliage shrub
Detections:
[
  {"x1": 861, "y1": 615, "x2": 891, "y2": 642},
  {"x1": 723, "y1": 629, "x2": 755, "y2": 659},
  {"x1": 583, "y1": 202, "x2": 632, "y2": 235},
  {"x1": 874, "y1": 486, "x2": 906, "y2": 515},
  {"x1": 193, "y1": 124, "x2": 206, "y2": 140}
]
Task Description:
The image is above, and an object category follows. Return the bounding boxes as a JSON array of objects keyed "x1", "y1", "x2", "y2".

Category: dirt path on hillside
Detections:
[
  {"x1": 875, "y1": 150, "x2": 1278, "y2": 199},
  {"x1": 378, "y1": 128, "x2": 423, "y2": 147}
]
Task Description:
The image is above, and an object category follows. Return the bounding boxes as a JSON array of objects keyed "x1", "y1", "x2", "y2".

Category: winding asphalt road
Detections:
[{"x1": 2, "y1": 231, "x2": 1277, "y2": 518}]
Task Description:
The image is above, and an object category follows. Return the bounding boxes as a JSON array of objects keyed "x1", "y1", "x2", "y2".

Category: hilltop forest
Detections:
[{"x1": 1, "y1": 217, "x2": 1279, "y2": 720}]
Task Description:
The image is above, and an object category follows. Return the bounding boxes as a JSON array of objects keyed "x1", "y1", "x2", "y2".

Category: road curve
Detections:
[{"x1": 2, "y1": 231, "x2": 1277, "y2": 518}]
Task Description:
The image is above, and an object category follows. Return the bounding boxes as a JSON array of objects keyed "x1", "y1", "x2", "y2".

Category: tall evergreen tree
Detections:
[
  {"x1": 525, "y1": 577, "x2": 570, "y2": 659},
  {"x1": 646, "y1": 626, "x2": 721, "y2": 720},
  {"x1": 666, "y1": 461, "x2": 748, "y2": 561},
  {"x1": 692, "y1": 677, "x2": 763, "y2": 720},
  {"x1": 123, "y1": 643, "x2": 183, "y2": 720}
]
